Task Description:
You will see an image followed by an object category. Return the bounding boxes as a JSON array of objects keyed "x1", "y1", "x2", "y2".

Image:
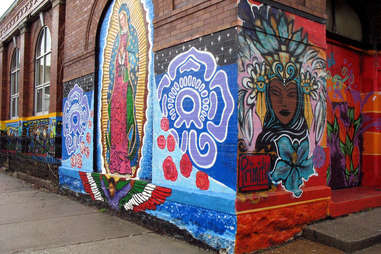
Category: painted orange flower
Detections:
[
  {"x1": 338, "y1": 119, "x2": 346, "y2": 143},
  {"x1": 352, "y1": 145, "x2": 360, "y2": 170}
]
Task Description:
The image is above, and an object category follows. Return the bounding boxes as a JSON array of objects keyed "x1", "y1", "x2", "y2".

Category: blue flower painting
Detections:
[{"x1": 270, "y1": 135, "x2": 315, "y2": 197}]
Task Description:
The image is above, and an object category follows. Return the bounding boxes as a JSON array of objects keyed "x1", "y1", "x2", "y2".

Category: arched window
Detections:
[
  {"x1": 35, "y1": 26, "x2": 51, "y2": 115},
  {"x1": 10, "y1": 48, "x2": 20, "y2": 119}
]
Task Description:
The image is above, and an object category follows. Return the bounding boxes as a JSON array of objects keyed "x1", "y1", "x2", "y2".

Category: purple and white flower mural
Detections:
[
  {"x1": 63, "y1": 84, "x2": 90, "y2": 156},
  {"x1": 157, "y1": 47, "x2": 234, "y2": 169}
]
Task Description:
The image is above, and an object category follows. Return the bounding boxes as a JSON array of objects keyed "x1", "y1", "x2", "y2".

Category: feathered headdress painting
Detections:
[
  {"x1": 237, "y1": 1, "x2": 327, "y2": 197},
  {"x1": 238, "y1": 1, "x2": 326, "y2": 147}
]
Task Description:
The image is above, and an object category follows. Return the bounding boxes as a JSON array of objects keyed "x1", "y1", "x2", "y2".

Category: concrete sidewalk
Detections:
[
  {"x1": 0, "y1": 170, "x2": 214, "y2": 254},
  {"x1": 3, "y1": 168, "x2": 381, "y2": 254},
  {"x1": 304, "y1": 207, "x2": 381, "y2": 253}
]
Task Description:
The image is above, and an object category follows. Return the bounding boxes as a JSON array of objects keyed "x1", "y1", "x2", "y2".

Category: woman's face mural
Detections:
[
  {"x1": 269, "y1": 79, "x2": 297, "y2": 125},
  {"x1": 237, "y1": 1, "x2": 327, "y2": 197},
  {"x1": 119, "y1": 11, "x2": 128, "y2": 32}
]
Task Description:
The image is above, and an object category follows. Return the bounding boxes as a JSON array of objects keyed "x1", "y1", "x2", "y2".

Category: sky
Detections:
[{"x1": 0, "y1": 0, "x2": 15, "y2": 18}]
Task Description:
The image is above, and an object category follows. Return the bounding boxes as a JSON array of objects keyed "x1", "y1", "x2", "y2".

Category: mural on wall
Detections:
[
  {"x1": 153, "y1": 30, "x2": 238, "y2": 193},
  {"x1": 22, "y1": 118, "x2": 61, "y2": 160},
  {"x1": 62, "y1": 83, "x2": 93, "y2": 171},
  {"x1": 98, "y1": 0, "x2": 149, "y2": 177},
  {"x1": 2, "y1": 118, "x2": 61, "y2": 163},
  {"x1": 326, "y1": 46, "x2": 381, "y2": 189},
  {"x1": 238, "y1": 1, "x2": 326, "y2": 197},
  {"x1": 79, "y1": 172, "x2": 171, "y2": 212},
  {"x1": 4, "y1": 121, "x2": 22, "y2": 152},
  {"x1": 157, "y1": 47, "x2": 234, "y2": 170}
]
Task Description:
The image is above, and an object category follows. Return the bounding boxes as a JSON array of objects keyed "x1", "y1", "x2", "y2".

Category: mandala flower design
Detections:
[
  {"x1": 63, "y1": 84, "x2": 90, "y2": 156},
  {"x1": 270, "y1": 135, "x2": 314, "y2": 197},
  {"x1": 157, "y1": 47, "x2": 234, "y2": 169}
]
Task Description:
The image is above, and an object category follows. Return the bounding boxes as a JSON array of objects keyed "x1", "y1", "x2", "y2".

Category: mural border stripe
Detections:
[{"x1": 236, "y1": 197, "x2": 330, "y2": 215}]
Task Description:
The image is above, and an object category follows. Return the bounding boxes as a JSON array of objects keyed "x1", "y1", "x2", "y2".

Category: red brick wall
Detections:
[
  {"x1": 0, "y1": 3, "x2": 55, "y2": 119},
  {"x1": 152, "y1": 0, "x2": 238, "y2": 51},
  {"x1": 274, "y1": 0, "x2": 326, "y2": 19},
  {"x1": 63, "y1": 0, "x2": 107, "y2": 83}
]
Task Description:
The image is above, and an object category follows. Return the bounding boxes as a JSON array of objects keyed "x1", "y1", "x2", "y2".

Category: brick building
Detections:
[{"x1": 1, "y1": 0, "x2": 381, "y2": 253}]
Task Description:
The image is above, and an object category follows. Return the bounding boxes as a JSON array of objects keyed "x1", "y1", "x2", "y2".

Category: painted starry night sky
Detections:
[{"x1": 155, "y1": 28, "x2": 239, "y2": 74}]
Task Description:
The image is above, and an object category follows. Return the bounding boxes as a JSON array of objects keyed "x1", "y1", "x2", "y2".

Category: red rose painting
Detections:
[
  {"x1": 161, "y1": 117, "x2": 169, "y2": 131},
  {"x1": 196, "y1": 171, "x2": 209, "y2": 190},
  {"x1": 163, "y1": 156, "x2": 178, "y2": 181},
  {"x1": 167, "y1": 134, "x2": 176, "y2": 152},
  {"x1": 157, "y1": 135, "x2": 166, "y2": 149},
  {"x1": 180, "y1": 153, "x2": 192, "y2": 178}
]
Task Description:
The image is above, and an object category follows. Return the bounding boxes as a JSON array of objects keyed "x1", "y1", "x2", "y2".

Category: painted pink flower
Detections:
[
  {"x1": 88, "y1": 120, "x2": 92, "y2": 129},
  {"x1": 80, "y1": 142, "x2": 85, "y2": 155},
  {"x1": 161, "y1": 117, "x2": 169, "y2": 131},
  {"x1": 70, "y1": 156, "x2": 76, "y2": 168},
  {"x1": 84, "y1": 147, "x2": 90, "y2": 158},
  {"x1": 86, "y1": 132, "x2": 91, "y2": 144},
  {"x1": 167, "y1": 134, "x2": 176, "y2": 152},
  {"x1": 180, "y1": 153, "x2": 192, "y2": 178},
  {"x1": 76, "y1": 154, "x2": 82, "y2": 169},
  {"x1": 157, "y1": 135, "x2": 166, "y2": 150},
  {"x1": 163, "y1": 156, "x2": 178, "y2": 181},
  {"x1": 196, "y1": 171, "x2": 209, "y2": 190}
]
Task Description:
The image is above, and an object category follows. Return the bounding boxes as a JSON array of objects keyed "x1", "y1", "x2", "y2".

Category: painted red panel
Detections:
[
  {"x1": 292, "y1": 14, "x2": 326, "y2": 49},
  {"x1": 238, "y1": 154, "x2": 271, "y2": 192},
  {"x1": 361, "y1": 154, "x2": 381, "y2": 187},
  {"x1": 361, "y1": 55, "x2": 379, "y2": 93}
]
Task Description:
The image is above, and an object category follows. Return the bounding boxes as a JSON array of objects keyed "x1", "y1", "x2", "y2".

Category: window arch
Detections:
[
  {"x1": 10, "y1": 48, "x2": 20, "y2": 119},
  {"x1": 35, "y1": 26, "x2": 51, "y2": 115}
]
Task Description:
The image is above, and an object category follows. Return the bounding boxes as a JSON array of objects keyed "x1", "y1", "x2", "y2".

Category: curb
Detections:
[{"x1": 303, "y1": 222, "x2": 381, "y2": 253}]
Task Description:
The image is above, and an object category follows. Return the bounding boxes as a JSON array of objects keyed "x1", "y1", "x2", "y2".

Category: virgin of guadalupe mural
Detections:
[
  {"x1": 238, "y1": 1, "x2": 326, "y2": 197},
  {"x1": 100, "y1": 0, "x2": 148, "y2": 177}
]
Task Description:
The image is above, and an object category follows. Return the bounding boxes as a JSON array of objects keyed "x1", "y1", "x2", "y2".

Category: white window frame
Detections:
[
  {"x1": 10, "y1": 48, "x2": 20, "y2": 119},
  {"x1": 34, "y1": 26, "x2": 51, "y2": 116}
]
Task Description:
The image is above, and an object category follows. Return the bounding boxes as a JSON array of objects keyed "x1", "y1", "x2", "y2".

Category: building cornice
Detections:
[{"x1": 0, "y1": 0, "x2": 50, "y2": 42}]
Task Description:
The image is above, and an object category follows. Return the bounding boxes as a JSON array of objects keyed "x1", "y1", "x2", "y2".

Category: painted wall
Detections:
[
  {"x1": 59, "y1": 74, "x2": 95, "y2": 192},
  {"x1": 152, "y1": 28, "x2": 239, "y2": 253},
  {"x1": 237, "y1": 0, "x2": 327, "y2": 198},
  {"x1": 235, "y1": 1, "x2": 328, "y2": 253},
  {"x1": 1, "y1": 115, "x2": 61, "y2": 164},
  {"x1": 97, "y1": 0, "x2": 151, "y2": 179},
  {"x1": 153, "y1": 29, "x2": 238, "y2": 195},
  {"x1": 326, "y1": 42, "x2": 381, "y2": 189}
]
